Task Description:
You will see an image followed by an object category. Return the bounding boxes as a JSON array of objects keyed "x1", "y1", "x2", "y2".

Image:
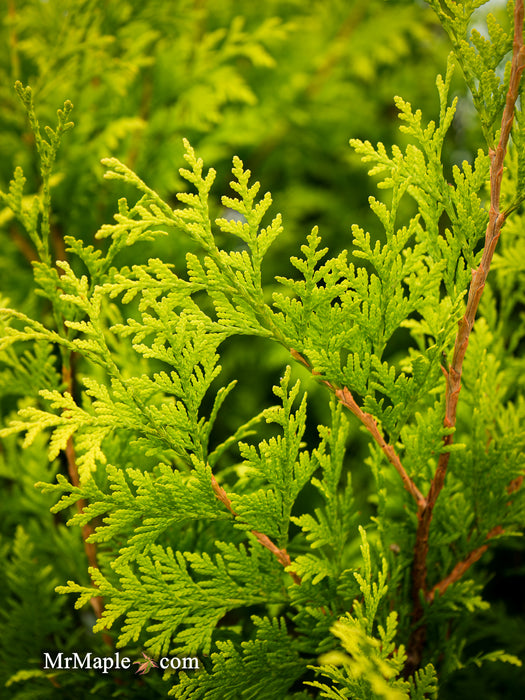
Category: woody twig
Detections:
[
  {"x1": 406, "y1": 0, "x2": 525, "y2": 672},
  {"x1": 210, "y1": 473, "x2": 301, "y2": 584},
  {"x1": 291, "y1": 348, "x2": 425, "y2": 508}
]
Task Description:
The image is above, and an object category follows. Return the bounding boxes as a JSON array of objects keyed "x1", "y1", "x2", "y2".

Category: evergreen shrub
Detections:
[{"x1": 0, "y1": 1, "x2": 524, "y2": 698}]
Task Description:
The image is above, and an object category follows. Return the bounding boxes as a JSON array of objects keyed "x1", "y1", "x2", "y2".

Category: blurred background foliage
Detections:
[
  {"x1": 0, "y1": 0, "x2": 458, "y2": 265},
  {"x1": 1, "y1": 1, "x2": 522, "y2": 697}
]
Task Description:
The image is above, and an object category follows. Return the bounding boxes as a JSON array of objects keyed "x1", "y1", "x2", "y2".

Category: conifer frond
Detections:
[
  {"x1": 59, "y1": 541, "x2": 288, "y2": 658},
  {"x1": 175, "y1": 616, "x2": 306, "y2": 700}
]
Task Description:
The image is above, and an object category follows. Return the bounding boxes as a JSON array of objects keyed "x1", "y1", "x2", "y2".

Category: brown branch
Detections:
[
  {"x1": 62, "y1": 364, "x2": 110, "y2": 641},
  {"x1": 335, "y1": 386, "x2": 427, "y2": 509},
  {"x1": 291, "y1": 349, "x2": 426, "y2": 509},
  {"x1": 428, "y1": 526, "x2": 504, "y2": 603},
  {"x1": 51, "y1": 223, "x2": 68, "y2": 265},
  {"x1": 9, "y1": 225, "x2": 38, "y2": 263},
  {"x1": 210, "y1": 474, "x2": 301, "y2": 584},
  {"x1": 406, "y1": 0, "x2": 525, "y2": 672}
]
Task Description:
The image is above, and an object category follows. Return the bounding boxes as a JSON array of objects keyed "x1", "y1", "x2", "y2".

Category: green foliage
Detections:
[
  {"x1": 426, "y1": 0, "x2": 514, "y2": 146},
  {"x1": 176, "y1": 616, "x2": 306, "y2": 700},
  {"x1": 1, "y1": 1, "x2": 525, "y2": 698}
]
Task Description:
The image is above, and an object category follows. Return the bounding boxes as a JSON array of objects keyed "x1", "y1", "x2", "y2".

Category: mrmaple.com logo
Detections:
[{"x1": 43, "y1": 650, "x2": 199, "y2": 675}]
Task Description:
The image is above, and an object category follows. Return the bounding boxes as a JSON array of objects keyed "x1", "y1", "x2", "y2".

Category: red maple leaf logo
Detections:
[{"x1": 133, "y1": 651, "x2": 158, "y2": 675}]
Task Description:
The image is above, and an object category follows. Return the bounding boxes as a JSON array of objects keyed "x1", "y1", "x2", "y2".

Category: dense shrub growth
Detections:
[{"x1": 0, "y1": 1, "x2": 524, "y2": 698}]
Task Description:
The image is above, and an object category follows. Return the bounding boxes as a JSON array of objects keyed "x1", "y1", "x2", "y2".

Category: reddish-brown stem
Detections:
[
  {"x1": 62, "y1": 365, "x2": 109, "y2": 638},
  {"x1": 335, "y1": 386, "x2": 427, "y2": 509},
  {"x1": 429, "y1": 476, "x2": 524, "y2": 601},
  {"x1": 51, "y1": 223, "x2": 68, "y2": 265},
  {"x1": 406, "y1": 0, "x2": 525, "y2": 671},
  {"x1": 428, "y1": 526, "x2": 504, "y2": 602},
  {"x1": 210, "y1": 474, "x2": 301, "y2": 584},
  {"x1": 9, "y1": 225, "x2": 38, "y2": 263},
  {"x1": 291, "y1": 349, "x2": 426, "y2": 509}
]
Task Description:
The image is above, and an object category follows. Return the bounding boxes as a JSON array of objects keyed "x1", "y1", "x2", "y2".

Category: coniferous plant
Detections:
[{"x1": 0, "y1": 1, "x2": 524, "y2": 698}]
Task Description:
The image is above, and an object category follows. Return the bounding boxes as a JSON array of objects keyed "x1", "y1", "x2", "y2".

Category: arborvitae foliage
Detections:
[{"x1": 1, "y1": 1, "x2": 525, "y2": 698}]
